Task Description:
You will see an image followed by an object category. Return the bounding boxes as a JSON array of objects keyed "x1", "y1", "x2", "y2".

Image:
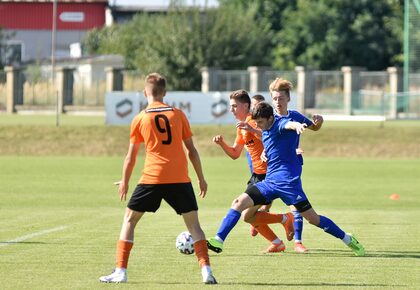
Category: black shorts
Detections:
[
  {"x1": 127, "y1": 183, "x2": 198, "y2": 215},
  {"x1": 247, "y1": 173, "x2": 266, "y2": 186},
  {"x1": 245, "y1": 184, "x2": 271, "y2": 206}
]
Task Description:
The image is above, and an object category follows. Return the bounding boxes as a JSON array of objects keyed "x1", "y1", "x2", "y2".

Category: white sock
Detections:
[
  {"x1": 115, "y1": 268, "x2": 126, "y2": 274},
  {"x1": 201, "y1": 265, "x2": 212, "y2": 276},
  {"x1": 281, "y1": 214, "x2": 287, "y2": 224},
  {"x1": 342, "y1": 234, "x2": 351, "y2": 245},
  {"x1": 271, "y1": 238, "x2": 281, "y2": 244},
  {"x1": 214, "y1": 236, "x2": 224, "y2": 243}
]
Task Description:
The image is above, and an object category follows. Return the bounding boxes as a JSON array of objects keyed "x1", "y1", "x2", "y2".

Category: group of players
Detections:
[{"x1": 99, "y1": 72, "x2": 365, "y2": 285}]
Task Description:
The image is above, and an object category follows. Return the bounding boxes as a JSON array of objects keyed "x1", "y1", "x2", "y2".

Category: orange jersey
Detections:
[
  {"x1": 130, "y1": 101, "x2": 193, "y2": 184},
  {"x1": 235, "y1": 114, "x2": 267, "y2": 174}
]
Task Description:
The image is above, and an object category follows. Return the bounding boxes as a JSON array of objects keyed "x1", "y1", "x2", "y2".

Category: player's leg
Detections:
[
  {"x1": 289, "y1": 205, "x2": 307, "y2": 253},
  {"x1": 297, "y1": 201, "x2": 365, "y2": 256},
  {"x1": 243, "y1": 205, "x2": 285, "y2": 253},
  {"x1": 99, "y1": 208, "x2": 143, "y2": 283},
  {"x1": 207, "y1": 192, "x2": 255, "y2": 253},
  {"x1": 182, "y1": 211, "x2": 217, "y2": 284},
  {"x1": 164, "y1": 183, "x2": 217, "y2": 284},
  {"x1": 100, "y1": 184, "x2": 161, "y2": 283}
]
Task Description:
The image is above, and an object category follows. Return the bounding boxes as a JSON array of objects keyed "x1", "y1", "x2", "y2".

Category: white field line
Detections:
[{"x1": 0, "y1": 226, "x2": 67, "y2": 248}]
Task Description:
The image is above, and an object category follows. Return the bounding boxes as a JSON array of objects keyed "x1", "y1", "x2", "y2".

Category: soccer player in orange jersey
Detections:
[
  {"x1": 212, "y1": 90, "x2": 294, "y2": 253},
  {"x1": 99, "y1": 73, "x2": 217, "y2": 284}
]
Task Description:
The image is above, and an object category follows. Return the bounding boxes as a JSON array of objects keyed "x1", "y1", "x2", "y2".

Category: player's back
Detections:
[{"x1": 130, "y1": 102, "x2": 192, "y2": 184}]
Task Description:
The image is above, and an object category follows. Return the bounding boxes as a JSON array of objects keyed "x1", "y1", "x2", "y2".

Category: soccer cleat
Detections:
[
  {"x1": 264, "y1": 242, "x2": 286, "y2": 253},
  {"x1": 99, "y1": 269, "x2": 127, "y2": 283},
  {"x1": 207, "y1": 238, "x2": 223, "y2": 253},
  {"x1": 347, "y1": 234, "x2": 365, "y2": 256},
  {"x1": 250, "y1": 225, "x2": 259, "y2": 237},
  {"x1": 282, "y1": 212, "x2": 295, "y2": 241},
  {"x1": 294, "y1": 242, "x2": 308, "y2": 253},
  {"x1": 203, "y1": 273, "x2": 218, "y2": 284}
]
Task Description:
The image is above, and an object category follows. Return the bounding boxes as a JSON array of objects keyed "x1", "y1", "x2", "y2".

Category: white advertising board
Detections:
[{"x1": 105, "y1": 91, "x2": 296, "y2": 125}]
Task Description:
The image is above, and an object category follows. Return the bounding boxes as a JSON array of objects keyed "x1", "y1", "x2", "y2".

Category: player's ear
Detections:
[{"x1": 143, "y1": 89, "x2": 148, "y2": 98}]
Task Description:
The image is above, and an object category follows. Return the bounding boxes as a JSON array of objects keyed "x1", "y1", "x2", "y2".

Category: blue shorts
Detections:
[{"x1": 255, "y1": 178, "x2": 308, "y2": 206}]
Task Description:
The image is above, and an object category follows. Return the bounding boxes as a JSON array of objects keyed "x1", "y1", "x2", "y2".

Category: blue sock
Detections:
[
  {"x1": 216, "y1": 208, "x2": 241, "y2": 241},
  {"x1": 318, "y1": 215, "x2": 345, "y2": 239},
  {"x1": 292, "y1": 210, "x2": 303, "y2": 242}
]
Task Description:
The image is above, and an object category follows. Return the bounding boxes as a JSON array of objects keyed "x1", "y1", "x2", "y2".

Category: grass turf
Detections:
[{"x1": 0, "y1": 156, "x2": 419, "y2": 289}]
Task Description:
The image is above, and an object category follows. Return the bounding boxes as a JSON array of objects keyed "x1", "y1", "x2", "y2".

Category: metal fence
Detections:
[
  {"x1": 263, "y1": 70, "x2": 297, "y2": 89},
  {"x1": 313, "y1": 70, "x2": 344, "y2": 109},
  {"x1": 123, "y1": 70, "x2": 145, "y2": 92},
  {"x1": 216, "y1": 70, "x2": 250, "y2": 92},
  {"x1": 22, "y1": 67, "x2": 54, "y2": 106}
]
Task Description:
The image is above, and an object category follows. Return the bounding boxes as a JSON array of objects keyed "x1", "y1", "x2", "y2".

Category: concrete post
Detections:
[
  {"x1": 387, "y1": 67, "x2": 403, "y2": 119},
  {"x1": 341, "y1": 66, "x2": 365, "y2": 115},
  {"x1": 5, "y1": 66, "x2": 24, "y2": 114},
  {"x1": 105, "y1": 67, "x2": 124, "y2": 92},
  {"x1": 295, "y1": 66, "x2": 306, "y2": 112},
  {"x1": 200, "y1": 67, "x2": 219, "y2": 92},
  {"x1": 248, "y1": 66, "x2": 269, "y2": 93}
]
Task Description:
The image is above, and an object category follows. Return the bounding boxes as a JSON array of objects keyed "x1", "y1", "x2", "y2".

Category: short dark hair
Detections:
[
  {"x1": 252, "y1": 94, "x2": 265, "y2": 102},
  {"x1": 230, "y1": 89, "x2": 250, "y2": 108},
  {"x1": 252, "y1": 101, "x2": 274, "y2": 120}
]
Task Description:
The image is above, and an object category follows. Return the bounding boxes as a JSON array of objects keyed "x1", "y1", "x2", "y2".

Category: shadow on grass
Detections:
[
  {"x1": 128, "y1": 281, "x2": 404, "y2": 287},
  {"x1": 211, "y1": 248, "x2": 420, "y2": 259}
]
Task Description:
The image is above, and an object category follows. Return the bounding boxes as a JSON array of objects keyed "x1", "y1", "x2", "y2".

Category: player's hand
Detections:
[
  {"x1": 312, "y1": 114, "x2": 324, "y2": 129},
  {"x1": 260, "y1": 150, "x2": 268, "y2": 162},
  {"x1": 296, "y1": 123, "x2": 307, "y2": 135},
  {"x1": 198, "y1": 179, "x2": 208, "y2": 198},
  {"x1": 296, "y1": 148, "x2": 304, "y2": 155},
  {"x1": 212, "y1": 135, "x2": 224, "y2": 145},
  {"x1": 115, "y1": 181, "x2": 129, "y2": 201},
  {"x1": 236, "y1": 121, "x2": 251, "y2": 131}
]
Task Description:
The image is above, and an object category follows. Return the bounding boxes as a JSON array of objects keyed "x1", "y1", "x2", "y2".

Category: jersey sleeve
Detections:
[
  {"x1": 291, "y1": 110, "x2": 313, "y2": 126},
  {"x1": 277, "y1": 117, "x2": 292, "y2": 133},
  {"x1": 129, "y1": 113, "x2": 144, "y2": 144},
  {"x1": 179, "y1": 110, "x2": 193, "y2": 140},
  {"x1": 234, "y1": 127, "x2": 245, "y2": 145}
]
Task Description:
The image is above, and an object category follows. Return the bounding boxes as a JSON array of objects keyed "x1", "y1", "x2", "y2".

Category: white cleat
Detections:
[
  {"x1": 201, "y1": 266, "x2": 217, "y2": 284},
  {"x1": 99, "y1": 269, "x2": 127, "y2": 283}
]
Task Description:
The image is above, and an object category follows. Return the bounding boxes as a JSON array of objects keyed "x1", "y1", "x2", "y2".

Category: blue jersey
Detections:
[
  {"x1": 262, "y1": 115, "x2": 301, "y2": 184},
  {"x1": 275, "y1": 110, "x2": 313, "y2": 165},
  {"x1": 255, "y1": 113, "x2": 312, "y2": 205}
]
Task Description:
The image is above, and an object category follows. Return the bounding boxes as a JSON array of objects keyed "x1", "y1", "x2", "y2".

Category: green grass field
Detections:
[
  {"x1": 0, "y1": 156, "x2": 419, "y2": 289},
  {"x1": 1, "y1": 115, "x2": 420, "y2": 289}
]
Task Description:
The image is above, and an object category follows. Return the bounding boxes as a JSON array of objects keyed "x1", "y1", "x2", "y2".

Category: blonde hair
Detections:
[
  {"x1": 145, "y1": 73, "x2": 166, "y2": 96},
  {"x1": 269, "y1": 78, "x2": 293, "y2": 97}
]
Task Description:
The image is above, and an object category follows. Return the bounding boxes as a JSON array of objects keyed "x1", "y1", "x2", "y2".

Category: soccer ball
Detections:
[{"x1": 175, "y1": 231, "x2": 195, "y2": 255}]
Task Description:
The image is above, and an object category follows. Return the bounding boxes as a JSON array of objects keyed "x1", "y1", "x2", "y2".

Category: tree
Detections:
[
  {"x1": 83, "y1": 3, "x2": 272, "y2": 90},
  {"x1": 272, "y1": 0, "x2": 403, "y2": 70}
]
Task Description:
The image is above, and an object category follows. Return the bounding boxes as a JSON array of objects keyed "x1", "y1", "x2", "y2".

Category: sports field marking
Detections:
[{"x1": 0, "y1": 226, "x2": 68, "y2": 248}]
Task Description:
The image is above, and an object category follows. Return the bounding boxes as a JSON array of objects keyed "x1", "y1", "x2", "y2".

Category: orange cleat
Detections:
[
  {"x1": 282, "y1": 212, "x2": 295, "y2": 241},
  {"x1": 264, "y1": 242, "x2": 286, "y2": 253},
  {"x1": 250, "y1": 225, "x2": 259, "y2": 237},
  {"x1": 294, "y1": 242, "x2": 308, "y2": 253}
]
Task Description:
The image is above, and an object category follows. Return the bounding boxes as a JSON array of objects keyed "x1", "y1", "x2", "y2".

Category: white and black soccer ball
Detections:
[{"x1": 175, "y1": 231, "x2": 195, "y2": 255}]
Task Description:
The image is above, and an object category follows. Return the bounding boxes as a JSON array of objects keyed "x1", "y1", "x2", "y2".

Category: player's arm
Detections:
[
  {"x1": 212, "y1": 135, "x2": 244, "y2": 159},
  {"x1": 118, "y1": 143, "x2": 140, "y2": 201},
  {"x1": 236, "y1": 121, "x2": 262, "y2": 139},
  {"x1": 307, "y1": 114, "x2": 323, "y2": 131},
  {"x1": 184, "y1": 137, "x2": 208, "y2": 198},
  {"x1": 285, "y1": 121, "x2": 307, "y2": 135}
]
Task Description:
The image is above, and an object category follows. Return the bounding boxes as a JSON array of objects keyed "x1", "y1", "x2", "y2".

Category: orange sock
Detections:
[
  {"x1": 254, "y1": 211, "x2": 284, "y2": 224},
  {"x1": 116, "y1": 240, "x2": 133, "y2": 269},
  {"x1": 252, "y1": 223, "x2": 278, "y2": 243},
  {"x1": 193, "y1": 239, "x2": 210, "y2": 268}
]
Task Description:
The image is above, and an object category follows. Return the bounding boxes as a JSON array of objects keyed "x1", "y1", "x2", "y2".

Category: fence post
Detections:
[
  {"x1": 341, "y1": 66, "x2": 365, "y2": 115},
  {"x1": 56, "y1": 67, "x2": 75, "y2": 112},
  {"x1": 248, "y1": 66, "x2": 269, "y2": 93},
  {"x1": 200, "y1": 67, "x2": 219, "y2": 92},
  {"x1": 5, "y1": 66, "x2": 24, "y2": 114},
  {"x1": 105, "y1": 67, "x2": 124, "y2": 92},
  {"x1": 295, "y1": 66, "x2": 314, "y2": 112},
  {"x1": 387, "y1": 67, "x2": 403, "y2": 119}
]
